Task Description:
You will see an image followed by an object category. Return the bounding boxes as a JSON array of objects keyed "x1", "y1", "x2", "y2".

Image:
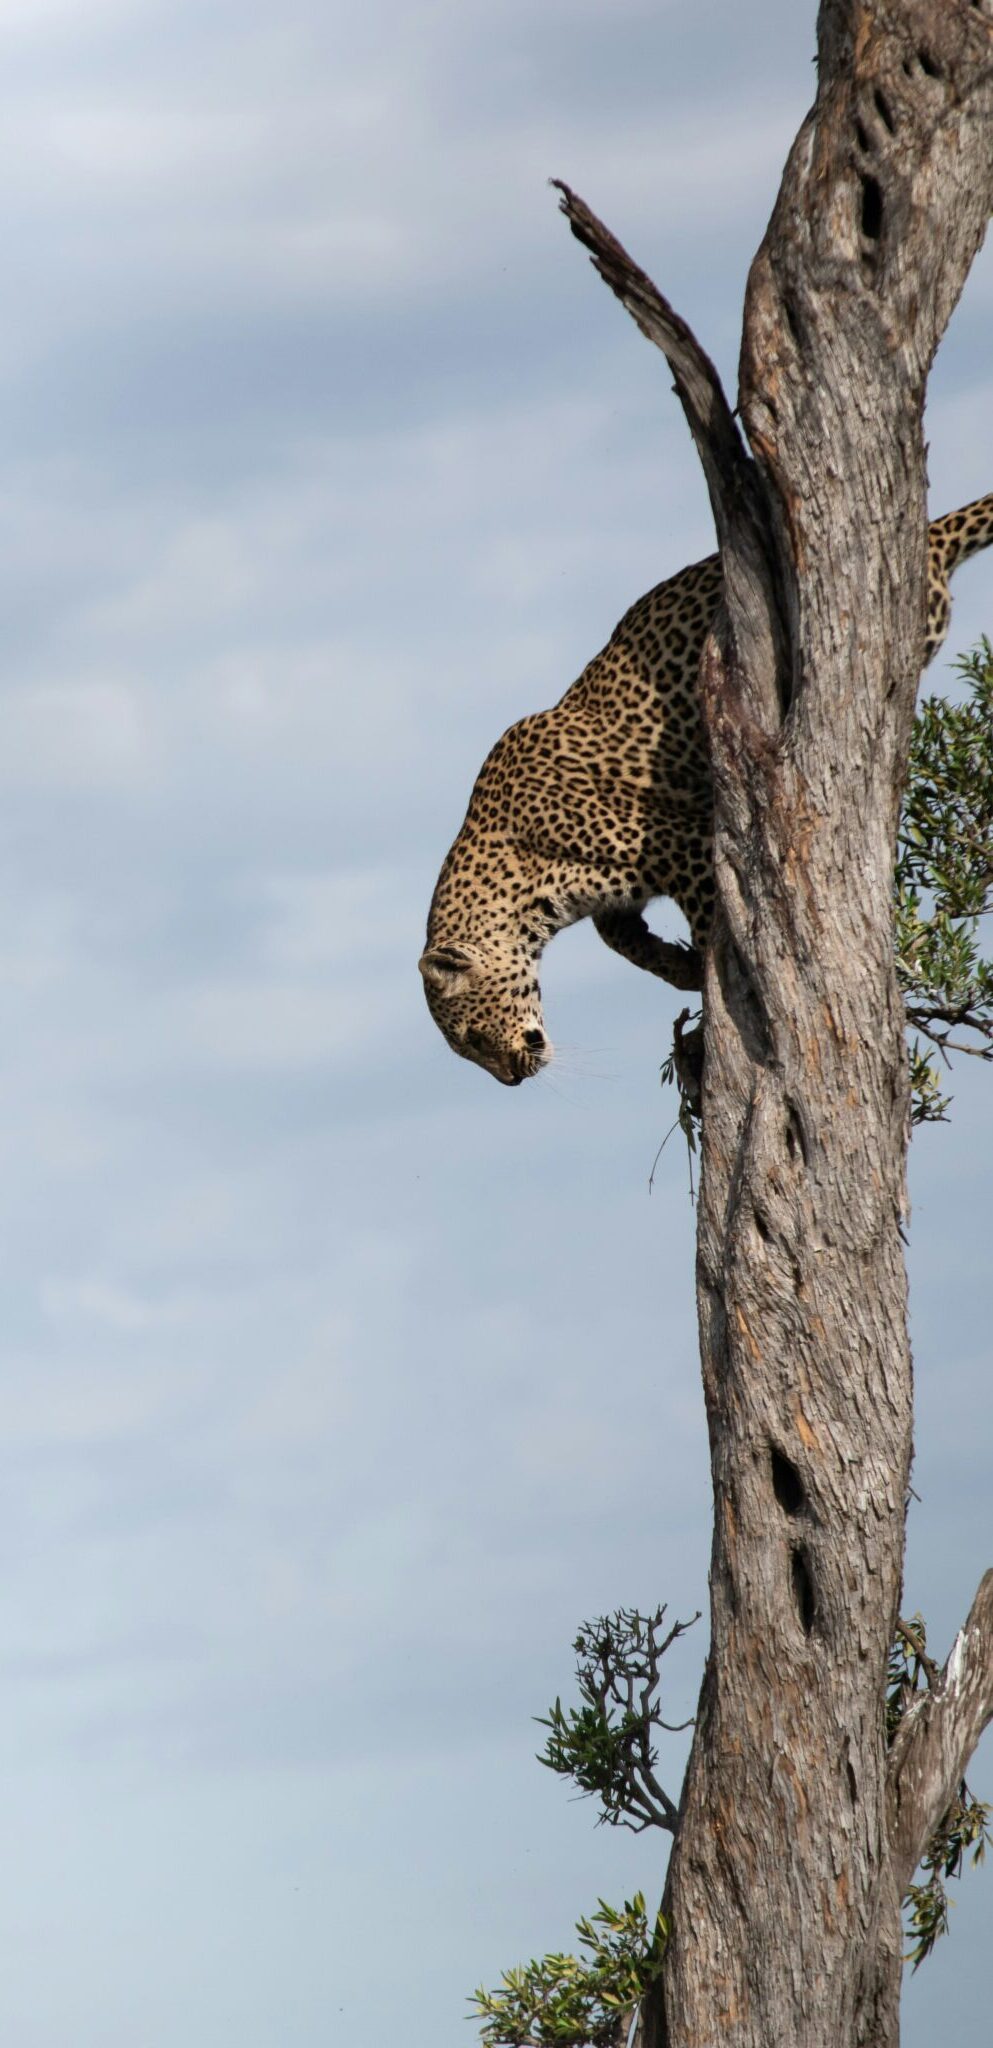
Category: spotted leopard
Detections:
[{"x1": 421, "y1": 496, "x2": 993, "y2": 1085}]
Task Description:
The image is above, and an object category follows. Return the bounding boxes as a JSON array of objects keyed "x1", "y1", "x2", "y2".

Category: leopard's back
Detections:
[{"x1": 557, "y1": 553, "x2": 719, "y2": 794}]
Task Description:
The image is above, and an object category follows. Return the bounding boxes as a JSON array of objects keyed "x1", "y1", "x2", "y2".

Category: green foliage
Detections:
[
  {"x1": 886, "y1": 1615, "x2": 992, "y2": 1966},
  {"x1": 535, "y1": 1607, "x2": 697, "y2": 1834},
  {"x1": 471, "y1": 1895, "x2": 667, "y2": 2048},
  {"x1": 895, "y1": 639, "x2": 993, "y2": 1121}
]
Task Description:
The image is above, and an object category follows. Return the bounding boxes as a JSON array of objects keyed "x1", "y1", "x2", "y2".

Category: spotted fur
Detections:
[{"x1": 421, "y1": 496, "x2": 993, "y2": 1085}]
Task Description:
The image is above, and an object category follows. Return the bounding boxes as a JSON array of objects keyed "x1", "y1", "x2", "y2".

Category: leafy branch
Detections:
[
  {"x1": 471, "y1": 1896, "x2": 667, "y2": 2048},
  {"x1": 894, "y1": 638, "x2": 993, "y2": 1121},
  {"x1": 535, "y1": 1606, "x2": 698, "y2": 1834}
]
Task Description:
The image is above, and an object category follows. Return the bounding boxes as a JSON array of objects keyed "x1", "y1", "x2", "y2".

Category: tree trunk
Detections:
[
  {"x1": 563, "y1": 5, "x2": 993, "y2": 2042},
  {"x1": 660, "y1": 9, "x2": 993, "y2": 2044}
]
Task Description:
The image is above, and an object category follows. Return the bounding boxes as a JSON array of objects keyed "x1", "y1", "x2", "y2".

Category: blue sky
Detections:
[{"x1": 0, "y1": 4, "x2": 990, "y2": 2044}]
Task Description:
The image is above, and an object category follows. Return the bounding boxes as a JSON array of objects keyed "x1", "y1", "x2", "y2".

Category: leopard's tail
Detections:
[
  {"x1": 929, "y1": 492, "x2": 993, "y2": 575},
  {"x1": 924, "y1": 492, "x2": 993, "y2": 664}
]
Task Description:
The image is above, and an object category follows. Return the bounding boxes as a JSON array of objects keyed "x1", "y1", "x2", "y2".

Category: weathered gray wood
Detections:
[
  {"x1": 554, "y1": 181, "x2": 785, "y2": 732},
  {"x1": 889, "y1": 1570, "x2": 993, "y2": 1899},
  {"x1": 561, "y1": 3, "x2": 993, "y2": 2042}
]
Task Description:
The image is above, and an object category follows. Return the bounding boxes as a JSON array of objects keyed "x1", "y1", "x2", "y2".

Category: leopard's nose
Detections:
[{"x1": 523, "y1": 1028, "x2": 546, "y2": 1050}]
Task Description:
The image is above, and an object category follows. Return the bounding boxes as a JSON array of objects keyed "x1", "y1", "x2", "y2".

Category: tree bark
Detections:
[{"x1": 563, "y1": 5, "x2": 993, "y2": 2043}]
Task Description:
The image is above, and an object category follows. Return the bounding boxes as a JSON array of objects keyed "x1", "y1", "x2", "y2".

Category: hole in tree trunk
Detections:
[
  {"x1": 784, "y1": 1101, "x2": 809, "y2": 1167},
  {"x1": 861, "y1": 174, "x2": 883, "y2": 241},
  {"x1": 791, "y1": 1546, "x2": 816, "y2": 1634},
  {"x1": 873, "y1": 88, "x2": 895, "y2": 132},
  {"x1": 771, "y1": 1446, "x2": 806, "y2": 1515}
]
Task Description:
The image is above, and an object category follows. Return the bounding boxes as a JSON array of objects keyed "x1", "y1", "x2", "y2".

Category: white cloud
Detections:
[
  {"x1": 0, "y1": 675, "x2": 150, "y2": 788},
  {"x1": 169, "y1": 977, "x2": 380, "y2": 1070},
  {"x1": 256, "y1": 868, "x2": 417, "y2": 972},
  {"x1": 0, "y1": 1354, "x2": 190, "y2": 1448},
  {"x1": 0, "y1": 0, "x2": 130, "y2": 32},
  {"x1": 81, "y1": 517, "x2": 260, "y2": 641}
]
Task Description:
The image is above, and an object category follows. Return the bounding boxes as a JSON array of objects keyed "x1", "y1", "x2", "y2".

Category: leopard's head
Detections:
[{"x1": 419, "y1": 939, "x2": 550, "y2": 1086}]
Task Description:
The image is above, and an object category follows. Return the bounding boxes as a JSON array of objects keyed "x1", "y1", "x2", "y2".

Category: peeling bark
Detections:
[{"x1": 560, "y1": 3, "x2": 993, "y2": 2043}]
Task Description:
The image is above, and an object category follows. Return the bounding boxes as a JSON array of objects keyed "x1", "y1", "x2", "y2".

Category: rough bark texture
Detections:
[
  {"x1": 566, "y1": 5, "x2": 993, "y2": 2045},
  {"x1": 664, "y1": 7, "x2": 993, "y2": 2044}
]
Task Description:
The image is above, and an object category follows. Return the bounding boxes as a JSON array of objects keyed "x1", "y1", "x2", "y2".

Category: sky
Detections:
[{"x1": 0, "y1": 4, "x2": 990, "y2": 2044}]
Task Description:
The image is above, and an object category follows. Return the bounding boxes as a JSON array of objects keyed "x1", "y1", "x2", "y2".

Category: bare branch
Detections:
[
  {"x1": 903, "y1": 1011, "x2": 993, "y2": 1062},
  {"x1": 552, "y1": 181, "x2": 784, "y2": 728},
  {"x1": 894, "y1": 1615, "x2": 940, "y2": 1692},
  {"x1": 889, "y1": 1570, "x2": 993, "y2": 1896},
  {"x1": 552, "y1": 182, "x2": 749, "y2": 536}
]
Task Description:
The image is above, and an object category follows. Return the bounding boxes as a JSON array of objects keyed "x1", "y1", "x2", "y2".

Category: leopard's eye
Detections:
[{"x1": 464, "y1": 1027, "x2": 487, "y2": 1053}]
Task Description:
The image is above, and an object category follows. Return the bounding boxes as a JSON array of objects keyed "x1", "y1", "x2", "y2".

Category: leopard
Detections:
[{"x1": 420, "y1": 495, "x2": 993, "y2": 1086}]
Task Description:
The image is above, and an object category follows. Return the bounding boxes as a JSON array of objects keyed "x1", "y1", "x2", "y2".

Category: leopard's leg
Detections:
[
  {"x1": 593, "y1": 908, "x2": 703, "y2": 991},
  {"x1": 669, "y1": 827, "x2": 716, "y2": 955}
]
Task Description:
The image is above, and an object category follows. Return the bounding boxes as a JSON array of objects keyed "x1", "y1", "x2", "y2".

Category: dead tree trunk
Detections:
[{"x1": 560, "y1": 4, "x2": 993, "y2": 2043}]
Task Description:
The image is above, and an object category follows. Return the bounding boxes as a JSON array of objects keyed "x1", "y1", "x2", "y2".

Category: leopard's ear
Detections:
[{"x1": 419, "y1": 943, "x2": 479, "y2": 987}]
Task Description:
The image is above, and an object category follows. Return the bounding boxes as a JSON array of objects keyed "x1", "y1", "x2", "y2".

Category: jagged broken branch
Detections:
[
  {"x1": 535, "y1": 1606, "x2": 699, "y2": 1836},
  {"x1": 889, "y1": 1570, "x2": 993, "y2": 1898},
  {"x1": 552, "y1": 180, "x2": 784, "y2": 727}
]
